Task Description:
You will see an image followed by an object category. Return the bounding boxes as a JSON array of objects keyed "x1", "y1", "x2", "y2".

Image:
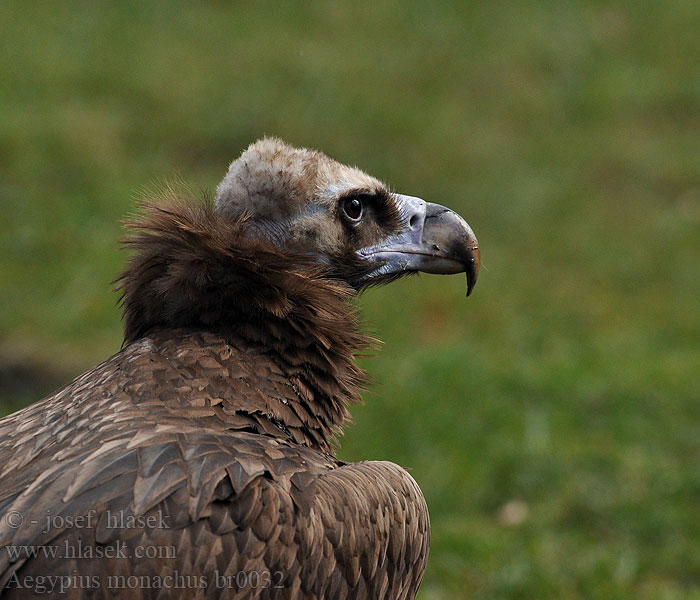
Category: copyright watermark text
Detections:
[{"x1": 4, "y1": 509, "x2": 170, "y2": 533}]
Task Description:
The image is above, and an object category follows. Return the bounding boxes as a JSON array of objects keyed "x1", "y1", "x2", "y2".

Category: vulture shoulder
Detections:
[{"x1": 0, "y1": 138, "x2": 478, "y2": 599}]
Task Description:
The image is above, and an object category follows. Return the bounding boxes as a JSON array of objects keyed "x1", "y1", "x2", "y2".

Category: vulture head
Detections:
[
  {"x1": 119, "y1": 139, "x2": 479, "y2": 348},
  {"x1": 214, "y1": 138, "x2": 480, "y2": 294}
]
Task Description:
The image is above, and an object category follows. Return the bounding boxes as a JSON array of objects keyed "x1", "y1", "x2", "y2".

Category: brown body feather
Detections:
[{"x1": 0, "y1": 195, "x2": 430, "y2": 598}]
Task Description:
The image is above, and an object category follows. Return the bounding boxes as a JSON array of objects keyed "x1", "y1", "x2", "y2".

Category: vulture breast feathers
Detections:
[{"x1": 0, "y1": 139, "x2": 479, "y2": 599}]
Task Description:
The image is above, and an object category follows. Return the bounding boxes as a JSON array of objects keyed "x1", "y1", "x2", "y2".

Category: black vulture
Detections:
[{"x1": 0, "y1": 139, "x2": 479, "y2": 599}]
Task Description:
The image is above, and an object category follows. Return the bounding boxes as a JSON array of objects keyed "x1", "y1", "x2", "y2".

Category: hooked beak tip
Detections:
[{"x1": 465, "y1": 245, "x2": 480, "y2": 297}]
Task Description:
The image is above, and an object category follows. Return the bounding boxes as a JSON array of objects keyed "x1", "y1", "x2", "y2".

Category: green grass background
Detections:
[{"x1": 1, "y1": 2, "x2": 699, "y2": 598}]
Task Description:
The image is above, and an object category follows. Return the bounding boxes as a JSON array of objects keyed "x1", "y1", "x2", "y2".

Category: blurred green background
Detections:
[{"x1": 1, "y1": 2, "x2": 699, "y2": 598}]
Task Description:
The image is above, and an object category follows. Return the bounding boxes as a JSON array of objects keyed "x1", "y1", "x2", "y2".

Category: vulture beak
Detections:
[{"x1": 358, "y1": 194, "x2": 481, "y2": 295}]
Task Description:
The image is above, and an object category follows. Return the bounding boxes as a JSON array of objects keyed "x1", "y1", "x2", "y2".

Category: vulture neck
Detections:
[{"x1": 117, "y1": 198, "x2": 372, "y2": 452}]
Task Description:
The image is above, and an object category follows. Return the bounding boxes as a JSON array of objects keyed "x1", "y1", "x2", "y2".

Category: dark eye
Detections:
[{"x1": 342, "y1": 196, "x2": 364, "y2": 222}]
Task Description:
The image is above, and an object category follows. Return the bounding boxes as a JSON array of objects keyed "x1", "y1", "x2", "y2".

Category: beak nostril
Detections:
[{"x1": 409, "y1": 214, "x2": 419, "y2": 229}]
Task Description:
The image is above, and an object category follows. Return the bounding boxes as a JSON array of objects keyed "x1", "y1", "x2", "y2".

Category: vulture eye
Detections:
[{"x1": 342, "y1": 196, "x2": 364, "y2": 222}]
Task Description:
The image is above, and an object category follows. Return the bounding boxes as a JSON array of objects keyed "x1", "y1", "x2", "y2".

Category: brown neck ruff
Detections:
[{"x1": 115, "y1": 193, "x2": 373, "y2": 451}]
